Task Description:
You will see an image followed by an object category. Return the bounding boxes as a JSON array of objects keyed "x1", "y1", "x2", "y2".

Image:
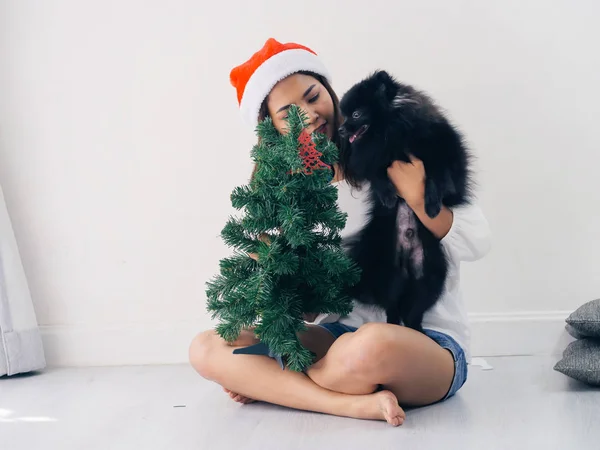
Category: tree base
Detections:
[{"x1": 232, "y1": 342, "x2": 285, "y2": 370}]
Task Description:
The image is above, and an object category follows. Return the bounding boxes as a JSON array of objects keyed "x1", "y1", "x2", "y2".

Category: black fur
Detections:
[{"x1": 338, "y1": 70, "x2": 473, "y2": 331}]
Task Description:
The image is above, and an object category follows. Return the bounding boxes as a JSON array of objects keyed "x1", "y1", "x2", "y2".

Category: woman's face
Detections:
[{"x1": 267, "y1": 73, "x2": 335, "y2": 139}]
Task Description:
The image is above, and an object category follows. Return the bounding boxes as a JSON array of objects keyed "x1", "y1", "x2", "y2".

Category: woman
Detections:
[{"x1": 189, "y1": 38, "x2": 491, "y2": 426}]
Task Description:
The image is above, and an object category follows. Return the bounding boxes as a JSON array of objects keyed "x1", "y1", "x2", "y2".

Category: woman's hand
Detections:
[{"x1": 386, "y1": 155, "x2": 425, "y2": 209}]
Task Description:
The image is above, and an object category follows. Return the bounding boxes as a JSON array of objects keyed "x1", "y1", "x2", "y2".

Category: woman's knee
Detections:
[
  {"x1": 339, "y1": 323, "x2": 409, "y2": 378},
  {"x1": 188, "y1": 329, "x2": 221, "y2": 380}
]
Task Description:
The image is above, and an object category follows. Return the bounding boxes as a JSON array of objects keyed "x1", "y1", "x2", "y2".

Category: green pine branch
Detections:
[{"x1": 206, "y1": 105, "x2": 361, "y2": 371}]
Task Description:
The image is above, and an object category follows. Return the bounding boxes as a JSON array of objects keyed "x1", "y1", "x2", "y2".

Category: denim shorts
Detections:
[{"x1": 318, "y1": 322, "x2": 468, "y2": 402}]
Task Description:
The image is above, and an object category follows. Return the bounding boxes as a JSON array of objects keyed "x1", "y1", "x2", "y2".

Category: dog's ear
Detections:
[
  {"x1": 375, "y1": 70, "x2": 393, "y2": 84},
  {"x1": 374, "y1": 70, "x2": 395, "y2": 102}
]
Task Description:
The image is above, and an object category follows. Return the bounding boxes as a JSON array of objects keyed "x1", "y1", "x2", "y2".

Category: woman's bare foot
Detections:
[
  {"x1": 223, "y1": 387, "x2": 256, "y2": 404},
  {"x1": 352, "y1": 390, "x2": 406, "y2": 426},
  {"x1": 223, "y1": 387, "x2": 403, "y2": 424}
]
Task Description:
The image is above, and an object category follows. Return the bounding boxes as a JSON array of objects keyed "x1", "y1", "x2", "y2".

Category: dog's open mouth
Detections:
[{"x1": 349, "y1": 125, "x2": 369, "y2": 144}]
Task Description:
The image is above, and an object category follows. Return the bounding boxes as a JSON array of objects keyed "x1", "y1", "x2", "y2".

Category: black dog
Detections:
[{"x1": 338, "y1": 70, "x2": 473, "y2": 331}]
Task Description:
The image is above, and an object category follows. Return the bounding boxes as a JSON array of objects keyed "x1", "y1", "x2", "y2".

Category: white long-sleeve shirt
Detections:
[{"x1": 313, "y1": 179, "x2": 492, "y2": 362}]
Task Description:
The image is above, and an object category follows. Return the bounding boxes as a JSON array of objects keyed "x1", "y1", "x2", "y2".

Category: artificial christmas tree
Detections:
[{"x1": 206, "y1": 105, "x2": 360, "y2": 371}]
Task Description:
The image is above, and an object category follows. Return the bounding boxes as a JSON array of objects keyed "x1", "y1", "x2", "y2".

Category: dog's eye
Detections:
[{"x1": 352, "y1": 111, "x2": 361, "y2": 119}]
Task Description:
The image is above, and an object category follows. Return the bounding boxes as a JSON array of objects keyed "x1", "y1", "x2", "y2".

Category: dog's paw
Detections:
[
  {"x1": 424, "y1": 198, "x2": 442, "y2": 218},
  {"x1": 372, "y1": 179, "x2": 399, "y2": 209},
  {"x1": 403, "y1": 317, "x2": 424, "y2": 333},
  {"x1": 424, "y1": 178, "x2": 442, "y2": 218},
  {"x1": 411, "y1": 324, "x2": 424, "y2": 334},
  {"x1": 382, "y1": 194, "x2": 399, "y2": 209},
  {"x1": 376, "y1": 189, "x2": 398, "y2": 209}
]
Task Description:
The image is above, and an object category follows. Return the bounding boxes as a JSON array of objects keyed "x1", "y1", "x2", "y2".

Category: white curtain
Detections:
[{"x1": 0, "y1": 185, "x2": 45, "y2": 376}]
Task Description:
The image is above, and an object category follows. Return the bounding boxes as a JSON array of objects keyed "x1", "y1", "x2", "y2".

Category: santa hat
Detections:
[{"x1": 230, "y1": 38, "x2": 332, "y2": 129}]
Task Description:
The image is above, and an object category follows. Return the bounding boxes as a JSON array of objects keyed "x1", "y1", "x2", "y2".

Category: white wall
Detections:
[{"x1": 1, "y1": 0, "x2": 599, "y2": 365}]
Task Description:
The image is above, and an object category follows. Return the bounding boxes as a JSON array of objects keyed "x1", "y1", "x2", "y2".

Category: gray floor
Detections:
[{"x1": 1, "y1": 356, "x2": 599, "y2": 450}]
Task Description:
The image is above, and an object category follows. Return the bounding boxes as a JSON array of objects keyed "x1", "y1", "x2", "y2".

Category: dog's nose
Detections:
[{"x1": 338, "y1": 126, "x2": 347, "y2": 137}]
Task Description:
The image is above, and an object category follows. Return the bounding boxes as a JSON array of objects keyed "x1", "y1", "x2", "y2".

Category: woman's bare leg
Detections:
[
  {"x1": 189, "y1": 327, "x2": 406, "y2": 426},
  {"x1": 306, "y1": 323, "x2": 455, "y2": 406},
  {"x1": 220, "y1": 326, "x2": 335, "y2": 404}
]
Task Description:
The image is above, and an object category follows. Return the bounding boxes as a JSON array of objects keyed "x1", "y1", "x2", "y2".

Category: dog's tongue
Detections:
[{"x1": 349, "y1": 134, "x2": 356, "y2": 144}]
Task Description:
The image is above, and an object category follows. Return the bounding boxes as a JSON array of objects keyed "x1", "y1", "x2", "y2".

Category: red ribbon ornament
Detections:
[{"x1": 297, "y1": 130, "x2": 331, "y2": 175}]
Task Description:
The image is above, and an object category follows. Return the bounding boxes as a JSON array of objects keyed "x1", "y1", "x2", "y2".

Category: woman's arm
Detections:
[
  {"x1": 409, "y1": 203, "x2": 453, "y2": 240},
  {"x1": 387, "y1": 156, "x2": 491, "y2": 261},
  {"x1": 386, "y1": 156, "x2": 453, "y2": 239}
]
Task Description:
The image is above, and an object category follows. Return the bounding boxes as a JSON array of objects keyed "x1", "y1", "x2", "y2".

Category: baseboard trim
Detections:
[
  {"x1": 40, "y1": 321, "x2": 204, "y2": 367},
  {"x1": 40, "y1": 311, "x2": 573, "y2": 367},
  {"x1": 469, "y1": 310, "x2": 573, "y2": 357}
]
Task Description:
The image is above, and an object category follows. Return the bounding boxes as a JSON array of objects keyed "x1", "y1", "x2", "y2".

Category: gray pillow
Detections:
[
  {"x1": 565, "y1": 324, "x2": 586, "y2": 339},
  {"x1": 554, "y1": 339, "x2": 600, "y2": 386},
  {"x1": 566, "y1": 299, "x2": 600, "y2": 338}
]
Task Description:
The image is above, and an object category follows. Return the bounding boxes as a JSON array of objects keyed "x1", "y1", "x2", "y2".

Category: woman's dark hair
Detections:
[{"x1": 251, "y1": 71, "x2": 343, "y2": 181}]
